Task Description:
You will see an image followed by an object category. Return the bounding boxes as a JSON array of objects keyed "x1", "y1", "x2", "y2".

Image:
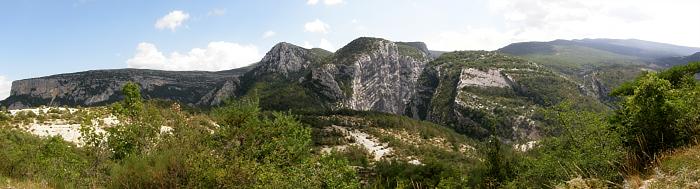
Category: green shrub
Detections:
[
  {"x1": 371, "y1": 159, "x2": 468, "y2": 188},
  {"x1": 611, "y1": 62, "x2": 700, "y2": 168},
  {"x1": 0, "y1": 129, "x2": 89, "y2": 188},
  {"x1": 509, "y1": 103, "x2": 624, "y2": 188}
]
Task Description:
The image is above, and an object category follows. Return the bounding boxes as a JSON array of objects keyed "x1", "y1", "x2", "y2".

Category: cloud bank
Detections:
[
  {"x1": 427, "y1": 0, "x2": 700, "y2": 51},
  {"x1": 126, "y1": 42, "x2": 261, "y2": 71}
]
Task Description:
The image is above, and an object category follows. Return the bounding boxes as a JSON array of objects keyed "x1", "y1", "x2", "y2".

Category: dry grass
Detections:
[
  {"x1": 648, "y1": 144, "x2": 700, "y2": 188},
  {"x1": 0, "y1": 177, "x2": 52, "y2": 189},
  {"x1": 555, "y1": 177, "x2": 611, "y2": 189},
  {"x1": 626, "y1": 144, "x2": 700, "y2": 189}
]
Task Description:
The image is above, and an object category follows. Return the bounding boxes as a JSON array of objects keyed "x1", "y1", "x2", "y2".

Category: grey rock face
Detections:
[
  {"x1": 3, "y1": 69, "x2": 243, "y2": 109},
  {"x1": 404, "y1": 51, "x2": 591, "y2": 141},
  {"x1": 298, "y1": 38, "x2": 431, "y2": 114},
  {"x1": 406, "y1": 66, "x2": 440, "y2": 120},
  {"x1": 198, "y1": 79, "x2": 239, "y2": 106},
  {"x1": 336, "y1": 38, "x2": 430, "y2": 114},
  {"x1": 304, "y1": 64, "x2": 345, "y2": 101},
  {"x1": 252, "y1": 42, "x2": 313, "y2": 78},
  {"x1": 3, "y1": 37, "x2": 431, "y2": 116}
]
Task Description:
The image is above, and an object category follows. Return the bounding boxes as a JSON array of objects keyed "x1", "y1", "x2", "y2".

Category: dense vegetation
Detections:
[
  {"x1": 0, "y1": 83, "x2": 359, "y2": 188},
  {"x1": 1, "y1": 57, "x2": 699, "y2": 188},
  {"x1": 611, "y1": 62, "x2": 700, "y2": 169},
  {"x1": 499, "y1": 62, "x2": 700, "y2": 188},
  {"x1": 417, "y1": 51, "x2": 606, "y2": 140}
]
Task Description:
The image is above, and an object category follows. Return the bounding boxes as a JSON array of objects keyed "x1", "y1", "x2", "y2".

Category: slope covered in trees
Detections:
[{"x1": 1, "y1": 43, "x2": 700, "y2": 188}]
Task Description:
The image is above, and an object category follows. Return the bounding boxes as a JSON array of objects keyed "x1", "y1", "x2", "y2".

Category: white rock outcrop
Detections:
[{"x1": 457, "y1": 68, "x2": 510, "y2": 89}]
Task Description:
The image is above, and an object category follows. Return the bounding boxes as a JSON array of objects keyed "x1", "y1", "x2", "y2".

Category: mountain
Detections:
[
  {"x1": 657, "y1": 52, "x2": 700, "y2": 67},
  {"x1": 315, "y1": 37, "x2": 432, "y2": 114},
  {"x1": 498, "y1": 38, "x2": 700, "y2": 69},
  {"x1": 3, "y1": 37, "x2": 699, "y2": 188},
  {"x1": 240, "y1": 37, "x2": 432, "y2": 114},
  {"x1": 497, "y1": 38, "x2": 700, "y2": 104},
  {"x1": 575, "y1": 38, "x2": 700, "y2": 58},
  {"x1": 0, "y1": 68, "x2": 250, "y2": 109},
  {"x1": 406, "y1": 51, "x2": 604, "y2": 140},
  {"x1": 2, "y1": 37, "x2": 432, "y2": 115},
  {"x1": 5, "y1": 37, "x2": 690, "y2": 141}
]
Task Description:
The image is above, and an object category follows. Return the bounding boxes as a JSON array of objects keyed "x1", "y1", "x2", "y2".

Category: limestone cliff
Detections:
[
  {"x1": 406, "y1": 51, "x2": 602, "y2": 141},
  {"x1": 304, "y1": 38, "x2": 431, "y2": 114},
  {"x1": 2, "y1": 38, "x2": 432, "y2": 115},
  {"x1": 0, "y1": 38, "x2": 429, "y2": 119},
  {"x1": 2, "y1": 69, "x2": 246, "y2": 109}
]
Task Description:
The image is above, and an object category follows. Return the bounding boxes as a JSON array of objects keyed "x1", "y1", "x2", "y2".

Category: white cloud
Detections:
[
  {"x1": 319, "y1": 38, "x2": 335, "y2": 51},
  {"x1": 207, "y1": 8, "x2": 227, "y2": 16},
  {"x1": 323, "y1": 0, "x2": 344, "y2": 5},
  {"x1": 0, "y1": 76, "x2": 11, "y2": 100},
  {"x1": 428, "y1": 0, "x2": 700, "y2": 51},
  {"x1": 262, "y1": 30, "x2": 276, "y2": 39},
  {"x1": 304, "y1": 19, "x2": 330, "y2": 34},
  {"x1": 126, "y1": 42, "x2": 261, "y2": 71},
  {"x1": 307, "y1": 0, "x2": 319, "y2": 5},
  {"x1": 488, "y1": 0, "x2": 700, "y2": 47},
  {"x1": 307, "y1": 0, "x2": 344, "y2": 6},
  {"x1": 155, "y1": 10, "x2": 190, "y2": 31},
  {"x1": 300, "y1": 39, "x2": 336, "y2": 51}
]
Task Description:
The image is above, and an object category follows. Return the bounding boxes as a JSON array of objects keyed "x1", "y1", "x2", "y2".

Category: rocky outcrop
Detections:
[
  {"x1": 0, "y1": 38, "x2": 606, "y2": 143},
  {"x1": 2, "y1": 69, "x2": 245, "y2": 109},
  {"x1": 3, "y1": 37, "x2": 431, "y2": 116},
  {"x1": 405, "y1": 66, "x2": 440, "y2": 120},
  {"x1": 582, "y1": 73, "x2": 611, "y2": 102},
  {"x1": 250, "y1": 42, "x2": 316, "y2": 78},
  {"x1": 457, "y1": 68, "x2": 511, "y2": 88},
  {"x1": 406, "y1": 51, "x2": 594, "y2": 141},
  {"x1": 322, "y1": 38, "x2": 431, "y2": 114},
  {"x1": 304, "y1": 64, "x2": 345, "y2": 102},
  {"x1": 300, "y1": 38, "x2": 432, "y2": 114}
]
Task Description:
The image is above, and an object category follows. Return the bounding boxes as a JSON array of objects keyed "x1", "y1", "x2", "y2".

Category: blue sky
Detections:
[{"x1": 1, "y1": 0, "x2": 700, "y2": 99}]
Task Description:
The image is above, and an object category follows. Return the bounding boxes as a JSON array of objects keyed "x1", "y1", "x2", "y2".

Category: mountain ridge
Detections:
[{"x1": 3, "y1": 37, "x2": 698, "y2": 141}]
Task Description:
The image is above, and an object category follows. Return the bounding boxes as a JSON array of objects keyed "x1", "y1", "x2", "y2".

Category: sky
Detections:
[{"x1": 1, "y1": 0, "x2": 700, "y2": 99}]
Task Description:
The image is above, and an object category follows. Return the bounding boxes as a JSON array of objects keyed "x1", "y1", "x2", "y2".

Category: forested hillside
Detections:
[
  {"x1": 2, "y1": 61, "x2": 700, "y2": 188},
  {"x1": 1, "y1": 36, "x2": 700, "y2": 188}
]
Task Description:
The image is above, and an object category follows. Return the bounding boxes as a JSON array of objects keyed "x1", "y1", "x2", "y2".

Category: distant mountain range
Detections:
[
  {"x1": 2, "y1": 37, "x2": 699, "y2": 140},
  {"x1": 498, "y1": 38, "x2": 700, "y2": 68}
]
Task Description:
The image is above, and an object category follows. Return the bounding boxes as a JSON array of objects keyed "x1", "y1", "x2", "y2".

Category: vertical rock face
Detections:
[
  {"x1": 344, "y1": 39, "x2": 402, "y2": 113},
  {"x1": 331, "y1": 38, "x2": 430, "y2": 114},
  {"x1": 406, "y1": 66, "x2": 440, "y2": 120},
  {"x1": 304, "y1": 64, "x2": 345, "y2": 102},
  {"x1": 198, "y1": 80, "x2": 239, "y2": 106},
  {"x1": 2, "y1": 37, "x2": 431, "y2": 116},
  {"x1": 2, "y1": 69, "x2": 246, "y2": 109},
  {"x1": 300, "y1": 38, "x2": 431, "y2": 114},
  {"x1": 396, "y1": 55, "x2": 429, "y2": 114}
]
